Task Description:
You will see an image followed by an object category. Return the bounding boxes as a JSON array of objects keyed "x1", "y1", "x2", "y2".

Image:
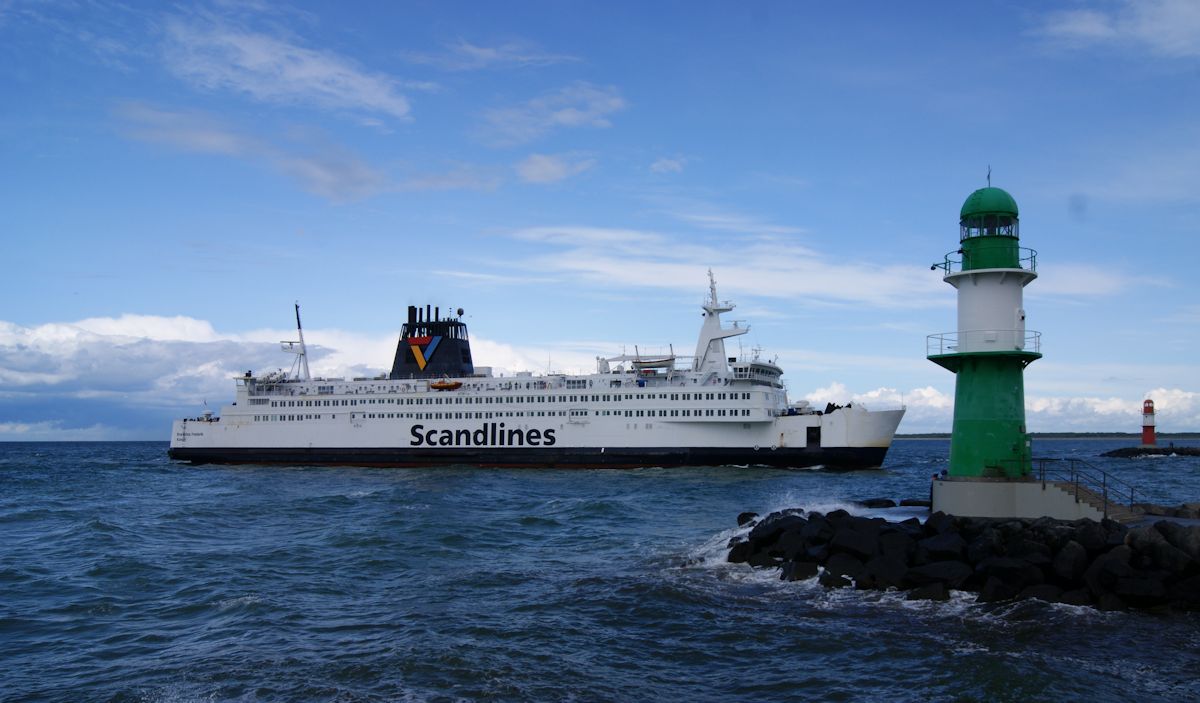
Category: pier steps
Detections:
[{"x1": 1045, "y1": 481, "x2": 1142, "y2": 524}]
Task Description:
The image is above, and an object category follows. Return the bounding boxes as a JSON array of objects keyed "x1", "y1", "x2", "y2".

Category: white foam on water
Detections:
[{"x1": 215, "y1": 594, "x2": 263, "y2": 611}]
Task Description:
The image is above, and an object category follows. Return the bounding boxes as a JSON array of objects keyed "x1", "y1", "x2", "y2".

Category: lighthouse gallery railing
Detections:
[{"x1": 926, "y1": 330, "x2": 1042, "y2": 356}]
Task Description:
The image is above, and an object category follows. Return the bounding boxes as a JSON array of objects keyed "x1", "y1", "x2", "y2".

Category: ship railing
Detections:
[
  {"x1": 926, "y1": 330, "x2": 1041, "y2": 356},
  {"x1": 1036, "y1": 458, "x2": 1137, "y2": 520},
  {"x1": 931, "y1": 247, "x2": 1037, "y2": 275}
]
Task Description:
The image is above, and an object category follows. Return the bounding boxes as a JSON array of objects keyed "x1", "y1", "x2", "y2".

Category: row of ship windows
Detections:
[
  {"x1": 259, "y1": 391, "x2": 757, "y2": 409},
  {"x1": 252, "y1": 408, "x2": 756, "y2": 422}
]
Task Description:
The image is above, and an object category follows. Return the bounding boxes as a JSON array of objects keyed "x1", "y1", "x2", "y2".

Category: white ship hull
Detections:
[{"x1": 170, "y1": 404, "x2": 903, "y2": 469}]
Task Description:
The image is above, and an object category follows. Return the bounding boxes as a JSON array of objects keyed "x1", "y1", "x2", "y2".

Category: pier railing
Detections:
[{"x1": 1036, "y1": 458, "x2": 1137, "y2": 520}]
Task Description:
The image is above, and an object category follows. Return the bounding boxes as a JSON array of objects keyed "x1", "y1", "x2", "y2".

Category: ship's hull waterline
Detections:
[{"x1": 166, "y1": 445, "x2": 890, "y2": 469}]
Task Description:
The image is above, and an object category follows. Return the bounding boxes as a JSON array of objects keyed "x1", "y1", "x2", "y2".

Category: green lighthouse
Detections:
[{"x1": 928, "y1": 186, "x2": 1041, "y2": 479}]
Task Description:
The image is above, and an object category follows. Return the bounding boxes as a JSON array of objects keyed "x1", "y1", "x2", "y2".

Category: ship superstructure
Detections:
[{"x1": 169, "y1": 273, "x2": 905, "y2": 469}]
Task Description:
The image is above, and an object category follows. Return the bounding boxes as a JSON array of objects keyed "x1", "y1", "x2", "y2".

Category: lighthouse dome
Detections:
[{"x1": 960, "y1": 187, "x2": 1019, "y2": 219}]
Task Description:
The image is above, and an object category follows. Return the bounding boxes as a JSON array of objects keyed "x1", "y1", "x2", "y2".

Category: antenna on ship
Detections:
[{"x1": 280, "y1": 301, "x2": 311, "y2": 381}]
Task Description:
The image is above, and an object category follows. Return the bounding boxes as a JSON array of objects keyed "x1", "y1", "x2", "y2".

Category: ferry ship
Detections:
[{"x1": 168, "y1": 274, "x2": 905, "y2": 469}]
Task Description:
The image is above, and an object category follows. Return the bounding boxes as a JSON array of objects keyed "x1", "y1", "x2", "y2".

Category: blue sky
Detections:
[{"x1": 2, "y1": 0, "x2": 1198, "y2": 439}]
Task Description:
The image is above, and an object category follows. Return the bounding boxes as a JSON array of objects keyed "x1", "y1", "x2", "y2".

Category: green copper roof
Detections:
[{"x1": 960, "y1": 187, "x2": 1018, "y2": 219}]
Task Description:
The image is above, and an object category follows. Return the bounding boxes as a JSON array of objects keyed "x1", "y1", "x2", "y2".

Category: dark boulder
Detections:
[
  {"x1": 905, "y1": 560, "x2": 973, "y2": 590},
  {"x1": 1125, "y1": 525, "x2": 1166, "y2": 553},
  {"x1": 824, "y1": 553, "x2": 866, "y2": 581},
  {"x1": 1156, "y1": 522, "x2": 1200, "y2": 560},
  {"x1": 774, "y1": 530, "x2": 809, "y2": 560},
  {"x1": 878, "y1": 531, "x2": 915, "y2": 562},
  {"x1": 966, "y1": 528, "x2": 1004, "y2": 564},
  {"x1": 924, "y1": 512, "x2": 956, "y2": 536},
  {"x1": 976, "y1": 557, "x2": 1044, "y2": 591},
  {"x1": 1058, "y1": 588, "x2": 1092, "y2": 606},
  {"x1": 899, "y1": 499, "x2": 932, "y2": 508},
  {"x1": 1148, "y1": 541, "x2": 1194, "y2": 575},
  {"x1": 906, "y1": 582, "x2": 949, "y2": 601},
  {"x1": 978, "y1": 576, "x2": 1020, "y2": 603},
  {"x1": 861, "y1": 555, "x2": 908, "y2": 590},
  {"x1": 818, "y1": 570, "x2": 852, "y2": 589},
  {"x1": 747, "y1": 551, "x2": 783, "y2": 568},
  {"x1": 1052, "y1": 540, "x2": 1089, "y2": 582},
  {"x1": 799, "y1": 515, "x2": 834, "y2": 545},
  {"x1": 1114, "y1": 575, "x2": 1169, "y2": 608},
  {"x1": 736, "y1": 511, "x2": 759, "y2": 527},
  {"x1": 1096, "y1": 593, "x2": 1126, "y2": 611},
  {"x1": 1005, "y1": 537, "x2": 1052, "y2": 567},
  {"x1": 780, "y1": 560, "x2": 819, "y2": 582},
  {"x1": 1102, "y1": 519, "x2": 1128, "y2": 549},
  {"x1": 917, "y1": 532, "x2": 967, "y2": 562},
  {"x1": 747, "y1": 513, "x2": 806, "y2": 549},
  {"x1": 1083, "y1": 545, "x2": 1133, "y2": 597},
  {"x1": 857, "y1": 498, "x2": 896, "y2": 509},
  {"x1": 830, "y1": 527, "x2": 879, "y2": 561},
  {"x1": 804, "y1": 544, "x2": 830, "y2": 563},
  {"x1": 727, "y1": 540, "x2": 752, "y2": 564},
  {"x1": 825, "y1": 509, "x2": 853, "y2": 527},
  {"x1": 1071, "y1": 520, "x2": 1108, "y2": 555},
  {"x1": 1168, "y1": 574, "x2": 1200, "y2": 609}
]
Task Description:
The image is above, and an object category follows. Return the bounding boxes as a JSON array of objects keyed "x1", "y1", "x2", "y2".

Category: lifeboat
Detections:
[{"x1": 430, "y1": 379, "x2": 463, "y2": 391}]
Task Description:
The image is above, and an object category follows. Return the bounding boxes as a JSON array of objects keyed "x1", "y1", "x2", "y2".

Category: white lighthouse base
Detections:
[{"x1": 932, "y1": 477, "x2": 1104, "y2": 521}]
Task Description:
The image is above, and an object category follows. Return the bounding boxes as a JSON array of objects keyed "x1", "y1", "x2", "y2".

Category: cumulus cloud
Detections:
[
  {"x1": 515, "y1": 153, "x2": 596, "y2": 183},
  {"x1": 481, "y1": 82, "x2": 626, "y2": 146},
  {"x1": 1032, "y1": 0, "x2": 1200, "y2": 57},
  {"x1": 403, "y1": 38, "x2": 578, "y2": 71},
  {"x1": 650, "y1": 157, "x2": 686, "y2": 174},
  {"x1": 163, "y1": 17, "x2": 413, "y2": 119}
]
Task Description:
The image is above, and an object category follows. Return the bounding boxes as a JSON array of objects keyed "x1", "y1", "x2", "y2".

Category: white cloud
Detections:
[
  {"x1": 163, "y1": 18, "x2": 413, "y2": 119},
  {"x1": 650, "y1": 157, "x2": 686, "y2": 174},
  {"x1": 1030, "y1": 263, "x2": 1149, "y2": 297},
  {"x1": 118, "y1": 104, "x2": 502, "y2": 198},
  {"x1": 671, "y1": 210, "x2": 806, "y2": 237},
  {"x1": 404, "y1": 38, "x2": 578, "y2": 71},
  {"x1": 1035, "y1": 9, "x2": 1118, "y2": 43},
  {"x1": 1033, "y1": 1, "x2": 1200, "y2": 57},
  {"x1": 397, "y1": 164, "x2": 504, "y2": 191},
  {"x1": 481, "y1": 82, "x2": 626, "y2": 146},
  {"x1": 0, "y1": 421, "x2": 144, "y2": 442},
  {"x1": 117, "y1": 102, "x2": 388, "y2": 201},
  {"x1": 509, "y1": 224, "x2": 944, "y2": 308},
  {"x1": 515, "y1": 153, "x2": 596, "y2": 183}
]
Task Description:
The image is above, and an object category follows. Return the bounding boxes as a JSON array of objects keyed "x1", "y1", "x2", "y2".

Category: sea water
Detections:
[{"x1": 2, "y1": 439, "x2": 1199, "y2": 702}]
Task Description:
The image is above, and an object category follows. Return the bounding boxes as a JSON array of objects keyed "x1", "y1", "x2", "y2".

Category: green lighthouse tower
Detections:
[{"x1": 928, "y1": 186, "x2": 1041, "y2": 480}]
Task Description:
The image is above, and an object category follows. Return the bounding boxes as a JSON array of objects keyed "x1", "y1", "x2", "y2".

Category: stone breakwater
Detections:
[
  {"x1": 1101, "y1": 446, "x2": 1200, "y2": 458},
  {"x1": 727, "y1": 509, "x2": 1200, "y2": 611}
]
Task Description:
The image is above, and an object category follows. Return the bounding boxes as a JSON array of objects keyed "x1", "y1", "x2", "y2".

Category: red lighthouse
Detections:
[{"x1": 1142, "y1": 399, "x2": 1157, "y2": 446}]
